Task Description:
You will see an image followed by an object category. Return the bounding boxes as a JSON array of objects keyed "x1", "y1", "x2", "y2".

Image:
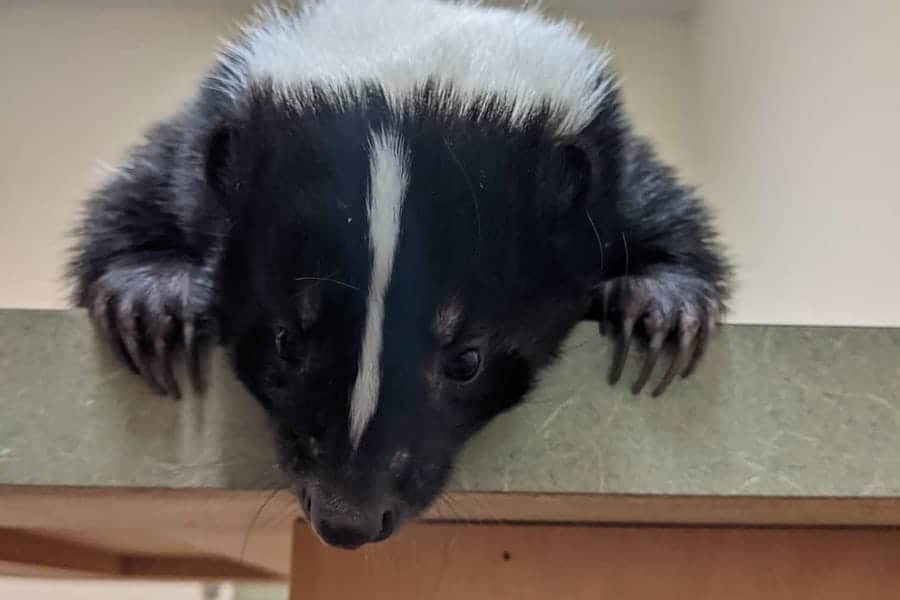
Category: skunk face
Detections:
[
  {"x1": 70, "y1": 0, "x2": 730, "y2": 550},
  {"x1": 219, "y1": 93, "x2": 597, "y2": 548}
]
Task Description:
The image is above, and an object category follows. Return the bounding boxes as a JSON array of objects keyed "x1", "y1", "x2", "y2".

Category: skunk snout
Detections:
[
  {"x1": 303, "y1": 486, "x2": 397, "y2": 549},
  {"x1": 313, "y1": 507, "x2": 395, "y2": 549}
]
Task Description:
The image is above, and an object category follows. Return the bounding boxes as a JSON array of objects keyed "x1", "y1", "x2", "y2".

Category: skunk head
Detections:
[{"x1": 208, "y1": 0, "x2": 620, "y2": 548}]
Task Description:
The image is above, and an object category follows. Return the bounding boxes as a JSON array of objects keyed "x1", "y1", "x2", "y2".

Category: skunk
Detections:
[{"x1": 69, "y1": 0, "x2": 730, "y2": 549}]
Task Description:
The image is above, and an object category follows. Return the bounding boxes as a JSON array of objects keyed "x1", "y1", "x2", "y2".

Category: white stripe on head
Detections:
[
  {"x1": 213, "y1": 0, "x2": 613, "y2": 136},
  {"x1": 349, "y1": 129, "x2": 410, "y2": 448}
]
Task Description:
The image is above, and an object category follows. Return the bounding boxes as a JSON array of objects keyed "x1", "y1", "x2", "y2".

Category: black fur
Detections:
[{"x1": 69, "y1": 37, "x2": 729, "y2": 551}]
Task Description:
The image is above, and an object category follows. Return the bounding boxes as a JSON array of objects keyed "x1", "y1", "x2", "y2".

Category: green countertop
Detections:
[{"x1": 1, "y1": 309, "x2": 898, "y2": 497}]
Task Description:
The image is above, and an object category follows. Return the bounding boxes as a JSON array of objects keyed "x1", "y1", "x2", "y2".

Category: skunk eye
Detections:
[
  {"x1": 307, "y1": 436, "x2": 325, "y2": 460},
  {"x1": 444, "y1": 348, "x2": 481, "y2": 382}
]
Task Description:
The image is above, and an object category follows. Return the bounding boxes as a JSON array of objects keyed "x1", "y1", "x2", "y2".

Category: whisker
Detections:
[
  {"x1": 294, "y1": 276, "x2": 360, "y2": 291},
  {"x1": 443, "y1": 136, "x2": 482, "y2": 252},
  {"x1": 621, "y1": 231, "x2": 630, "y2": 277},
  {"x1": 465, "y1": 494, "x2": 502, "y2": 526},
  {"x1": 438, "y1": 493, "x2": 468, "y2": 523},
  {"x1": 239, "y1": 486, "x2": 285, "y2": 564},
  {"x1": 584, "y1": 208, "x2": 605, "y2": 274}
]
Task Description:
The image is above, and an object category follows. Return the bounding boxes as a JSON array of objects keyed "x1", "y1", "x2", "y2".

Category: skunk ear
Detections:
[
  {"x1": 537, "y1": 86, "x2": 627, "y2": 225},
  {"x1": 535, "y1": 141, "x2": 592, "y2": 221}
]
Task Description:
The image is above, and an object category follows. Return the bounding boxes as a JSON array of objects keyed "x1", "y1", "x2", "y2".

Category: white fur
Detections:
[
  {"x1": 348, "y1": 130, "x2": 410, "y2": 448},
  {"x1": 214, "y1": 0, "x2": 613, "y2": 135}
]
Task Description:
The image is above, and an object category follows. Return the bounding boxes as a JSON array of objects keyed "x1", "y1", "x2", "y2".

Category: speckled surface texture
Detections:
[{"x1": 1, "y1": 309, "x2": 898, "y2": 496}]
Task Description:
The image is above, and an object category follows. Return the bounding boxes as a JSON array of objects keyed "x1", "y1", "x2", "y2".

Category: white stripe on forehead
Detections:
[{"x1": 349, "y1": 130, "x2": 410, "y2": 448}]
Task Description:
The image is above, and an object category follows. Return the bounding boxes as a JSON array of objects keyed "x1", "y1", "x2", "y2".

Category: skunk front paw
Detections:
[
  {"x1": 84, "y1": 262, "x2": 216, "y2": 398},
  {"x1": 597, "y1": 270, "x2": 723, "y2": 396}
]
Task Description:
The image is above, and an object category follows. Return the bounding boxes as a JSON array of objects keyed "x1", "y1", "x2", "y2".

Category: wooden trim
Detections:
[
  {"x1": 427, "y1": 492, "x2": 900, "y2": 528},
  {"x1": 0, "y1": 529, "x2": 281, "y2": 580},
  {"x1": 2, "y1": 486, "x2": 899, "y2": 531},
  {"x1": 0, "y1": 529, "x2": 122, "y2": 576},
  {"x1": 2, "y1": 486, "x2": 898, "y2": 581},
  {"x1": 289, "y1": 521, "x2": 900, "y2": 599},
  {"x1": 120, "y1": 556, "x2": 281, "y2": 580}
]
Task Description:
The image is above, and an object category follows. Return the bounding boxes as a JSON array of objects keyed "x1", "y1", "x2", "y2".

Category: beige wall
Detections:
[
  {"x1": 0, "y1": 1, "x2": 242, "y2": 309},
  {"x1": 587, "y1": 16, "x2": 702, "y2": 185},
  {"x1": 2, "y1": 1, "x2": 899, "y2": 326},
  {"x1": 693, "y1": 0, "x2": 900, "y2": 325}
]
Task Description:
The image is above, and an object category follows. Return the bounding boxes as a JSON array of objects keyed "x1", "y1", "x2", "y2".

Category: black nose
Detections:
[{"x1": 313, "y1": 509, "x2": 396, "y2": 549}]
